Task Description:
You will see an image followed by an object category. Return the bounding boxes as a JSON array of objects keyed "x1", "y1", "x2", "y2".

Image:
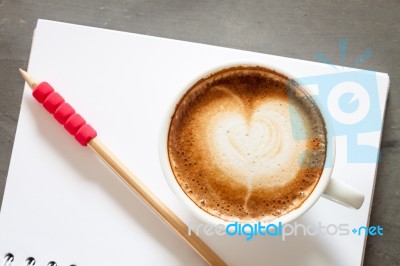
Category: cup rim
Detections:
[{"x1": 158, "y1": 62, "x2": 336, "y2": 226}]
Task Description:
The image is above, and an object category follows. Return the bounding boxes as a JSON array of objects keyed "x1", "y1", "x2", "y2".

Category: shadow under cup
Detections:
[{"x1": 159, "y1": 64, "x2": 338, "y2": 226}]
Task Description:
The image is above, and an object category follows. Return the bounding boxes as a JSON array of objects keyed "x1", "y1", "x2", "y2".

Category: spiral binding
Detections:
[
  {"x1": 3, "y1": 253, "x2": 13, "y2": 266},
  {"x1": 2, "y1": 253, "x2": 76, "y2": 266}
]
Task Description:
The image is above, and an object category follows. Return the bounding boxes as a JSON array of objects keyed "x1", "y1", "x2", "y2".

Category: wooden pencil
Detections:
[{"x1": 19, "y1": 69, "x2": 226, "y2": 266}]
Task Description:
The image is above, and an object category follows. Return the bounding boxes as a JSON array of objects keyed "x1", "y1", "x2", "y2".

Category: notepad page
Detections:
[{"x1": 0, "y1": 19, "x2": 389, "y2": 266}]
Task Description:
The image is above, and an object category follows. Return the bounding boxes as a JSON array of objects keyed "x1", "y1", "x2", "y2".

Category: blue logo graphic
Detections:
[
  {"x1": 289, "y1": 39, "x2": 381, "y2": 164},
  {"x1": 225, "y1": 221, "x2": 282, "y2": 241},
  {"x1": 352, "y1": 225, "x2": 384, "y2": 236}
]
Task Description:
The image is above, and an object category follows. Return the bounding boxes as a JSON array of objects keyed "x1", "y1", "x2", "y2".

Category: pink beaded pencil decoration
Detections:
[{"x1": 19, "y1": 69, "x2": 226, "y2": 266}]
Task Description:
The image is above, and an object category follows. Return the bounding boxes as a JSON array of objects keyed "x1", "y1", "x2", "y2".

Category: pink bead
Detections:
[
  {"x1": 43, "y1": 92, "x2": 65, "y2": 114},
  {"x1": 75, "y1": 124, "x2": 97, "y2": 146},
  {"x1": 32, "y1": 82, "x2": 54, "y2": 103},
  {"x1": 64, "y1": 113, "x2": 86, "y2": 135},
  {"x1": 54, "y1": 103, "x2": 75, "y2": 124}
]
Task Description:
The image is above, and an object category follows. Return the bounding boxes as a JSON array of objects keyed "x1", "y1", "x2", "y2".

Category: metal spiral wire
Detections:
[
  {"x1": 25, "y1": 257, "x2": 35, "y2": 266},
  {"x1": 3, "y1": 253, "x2": 14, "y2": 266},
  {"x1": 2, "y1": 254, "x2": 75, "y2": 266}
]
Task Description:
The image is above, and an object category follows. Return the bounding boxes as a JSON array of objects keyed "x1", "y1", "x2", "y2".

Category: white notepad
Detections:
[{"x1": 0, "y1": 20, "x2": 389, "y2": 266}]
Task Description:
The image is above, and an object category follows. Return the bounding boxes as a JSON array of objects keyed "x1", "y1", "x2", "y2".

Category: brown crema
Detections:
[{"x1": 168, "y1": 66, "x2": 327, "y2": 222}]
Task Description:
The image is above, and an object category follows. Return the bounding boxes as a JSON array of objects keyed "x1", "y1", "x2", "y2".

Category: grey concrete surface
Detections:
[{"x1": 0, "y1": 0, "x2": 399, "y2": 265}]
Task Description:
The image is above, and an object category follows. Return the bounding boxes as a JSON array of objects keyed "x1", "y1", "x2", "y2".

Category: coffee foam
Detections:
[
  {"x1": 168, "y1": 66, "x2": 326, "y2": 222},
  {"x1": 207, "y1": 100, "x2": 306, "y2": 187}
]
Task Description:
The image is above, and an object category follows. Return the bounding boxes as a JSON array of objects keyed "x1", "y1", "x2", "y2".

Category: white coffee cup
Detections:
[{"x1": 158, "y1": 63, "x2": 364, "y2": 227}]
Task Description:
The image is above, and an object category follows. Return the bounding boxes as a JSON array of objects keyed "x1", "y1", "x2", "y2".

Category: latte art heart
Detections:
[
  {"x1": 208, "y1": 101, "x2": 306, "y2": 188},
  {"x1": 168, "y1": 66, "x2": 327, "y2": 222}
]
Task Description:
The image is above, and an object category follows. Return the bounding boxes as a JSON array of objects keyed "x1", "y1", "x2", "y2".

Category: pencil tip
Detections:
[{"x1": 18, "y1": 68, "x2": 38, "y2": 90}]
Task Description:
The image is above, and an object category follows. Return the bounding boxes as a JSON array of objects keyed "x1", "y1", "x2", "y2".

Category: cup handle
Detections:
[{"x1": 322, "y1": 178, "x2": 364, "y2": 209}]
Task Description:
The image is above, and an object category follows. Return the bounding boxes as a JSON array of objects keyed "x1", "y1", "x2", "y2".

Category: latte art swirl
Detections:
[
  {"x1": 208, "y1": 101, "x2": 306, "y2": 187},
  {"x1": 168, "y1": 66, "x2": 326, "y2": 222}
]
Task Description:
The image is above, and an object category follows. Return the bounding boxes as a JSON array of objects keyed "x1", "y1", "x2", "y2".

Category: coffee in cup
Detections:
[{"x1": 167, "y1": 66, "x2": 327, "y2": 222}]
